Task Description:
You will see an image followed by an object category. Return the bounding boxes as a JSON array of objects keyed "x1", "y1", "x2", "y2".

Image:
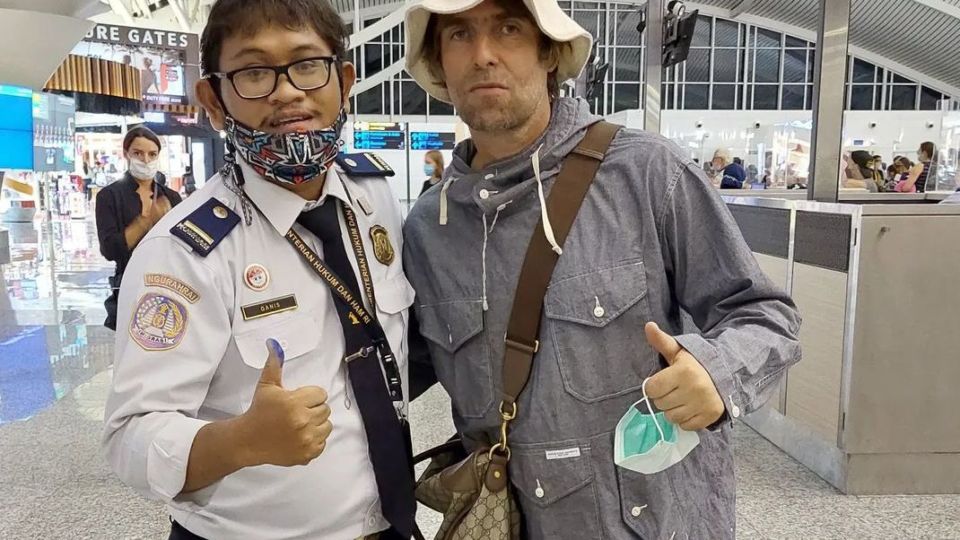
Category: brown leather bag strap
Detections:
[{"x1": 501, "y1": 121, "x2": 621, "y2": 409}]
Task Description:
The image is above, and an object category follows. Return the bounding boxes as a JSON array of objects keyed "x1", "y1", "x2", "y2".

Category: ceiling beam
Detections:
[
  {"x1": 132, "y1": 0, "x2": 152, "y2": 18},
  {"x1": 106, "y1": 0, "x2": 134, "y2": 23},
  {"x1": 167, "y1": 0, "x2": 193, "y2": 31},
  {"x1": 730, "y1": 0, "x2": 756, "y2": 19},
  {"x1": 914, "y1": 0, "x2": 960, "y2": 20}
]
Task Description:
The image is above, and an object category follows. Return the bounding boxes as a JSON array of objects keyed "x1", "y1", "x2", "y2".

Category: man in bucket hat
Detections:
[{"x1": 403, "y1": 1, "x2": 802, "y2": 538}]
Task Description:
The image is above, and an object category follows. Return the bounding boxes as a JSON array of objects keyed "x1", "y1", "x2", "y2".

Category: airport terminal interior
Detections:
[{"x1": 1, "y1": 0, "x2": 959, "y2": 538}]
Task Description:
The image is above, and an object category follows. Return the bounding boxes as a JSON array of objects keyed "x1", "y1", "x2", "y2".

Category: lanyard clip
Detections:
[{"x1": 344, "y1": 346, "x2": 375, "y2": 363}]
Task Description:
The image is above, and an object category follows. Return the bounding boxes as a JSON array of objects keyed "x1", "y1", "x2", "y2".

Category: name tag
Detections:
[
  {"x1": 241, "y1": 295, "x2": 298, "y2": 321},
  {"x1": 545, "y1": 447, "x2": 581, "y2": 460}
]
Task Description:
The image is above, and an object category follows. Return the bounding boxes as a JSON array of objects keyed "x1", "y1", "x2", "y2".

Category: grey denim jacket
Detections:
[{"x1": 403, "y1": 98, "x2": 802, "y2": 540}]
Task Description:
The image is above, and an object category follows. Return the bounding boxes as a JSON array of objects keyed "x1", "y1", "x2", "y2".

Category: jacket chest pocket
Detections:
[
  {"x1": 544, "y1": 259, "x2": 650, "y2": 403},
  {"x1": 510, "y1": 442, "x2": 602, "y2": 539},
  {"x1": 417, "y1": 300, "x2": 493, "y2": 419}
]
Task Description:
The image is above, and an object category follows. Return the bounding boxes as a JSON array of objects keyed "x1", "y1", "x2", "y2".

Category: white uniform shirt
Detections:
[{"x1": 102, "y1": 161, "x2": 414, "y2": 540}]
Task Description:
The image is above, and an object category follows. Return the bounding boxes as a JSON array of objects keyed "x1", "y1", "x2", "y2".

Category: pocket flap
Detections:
[
  {"x1": 234, "y1": 315, "x2": 321, "y2": 369},
  {"x1": 417, "y1": 300, "x2": 484, "y2": 354},
  {"x1": 545, "y1": 260, "x2": 648, "y2": 328},
  {"x1": 376, "y1": 273, "x2": 415, "y2": 315},
  {"x1": 509, "y1": 443, "x2": 594, "y2": 508}
]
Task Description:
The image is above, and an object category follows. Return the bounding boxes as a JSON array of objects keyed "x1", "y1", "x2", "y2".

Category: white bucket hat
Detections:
[{"x1": 404, "y1": 0, "x2": 594, "y2": 103}]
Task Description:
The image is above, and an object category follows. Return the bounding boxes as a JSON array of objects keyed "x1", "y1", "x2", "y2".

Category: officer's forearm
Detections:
[{"x1": 181, "y1": 416, "x2": 257, "y2": 494}]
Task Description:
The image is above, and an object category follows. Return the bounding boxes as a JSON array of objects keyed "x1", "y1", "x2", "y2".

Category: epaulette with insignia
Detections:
[
  {"x1": 170, "y1": 197, "x2": 240, "y2": 257},
  {"x1": 337, "y1": 152, "x2": 395, "y2": 178}
]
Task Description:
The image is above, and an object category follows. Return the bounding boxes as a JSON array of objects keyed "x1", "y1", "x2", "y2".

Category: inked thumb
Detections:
[{"x1": 259, "y1": 338, "x2": 285, "y2": 387}]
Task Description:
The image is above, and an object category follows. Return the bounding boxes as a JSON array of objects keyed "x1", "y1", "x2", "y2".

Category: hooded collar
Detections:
[
  {"x1": 240, "y1": 159, "x2": 352, "y2": 237},
  {"x1": 442, "y1": 97, "x2": 600, "y2": 215}
]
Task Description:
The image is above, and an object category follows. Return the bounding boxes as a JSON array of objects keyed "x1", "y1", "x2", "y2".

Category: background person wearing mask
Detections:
[
  {"x1": 95, "y1": 126, "x2": 181, "y2": 330},
  {"x1": 419, "y1": 149, "x2": 444, "y2": 197},
  {"x1": 402, "y1": 0, "x2": 801, "y2": 537},
  {"x1": 900, "y1": 141, "x2": 937, "y2": 193},
  {"x1": 850, "y1": 150, "x2": 882, "y2": 192}
]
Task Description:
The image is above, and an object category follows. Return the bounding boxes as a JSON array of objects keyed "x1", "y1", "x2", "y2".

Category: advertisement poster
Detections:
[{"x1": 72, "y1": 24, "x2": 200, "y2": 107}]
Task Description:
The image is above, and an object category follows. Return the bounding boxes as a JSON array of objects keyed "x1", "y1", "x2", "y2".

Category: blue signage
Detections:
[
  {"x1": 411, "y1": 131, "x2": 456, "y2": 151},
  {"x1": 354, "y1": 122, "x2": 406, "y2": 150}
]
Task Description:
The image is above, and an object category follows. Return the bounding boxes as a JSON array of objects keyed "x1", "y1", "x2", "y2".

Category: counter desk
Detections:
[{"x1": 722, "y1": 195, "x2": 960, "y2": 495}]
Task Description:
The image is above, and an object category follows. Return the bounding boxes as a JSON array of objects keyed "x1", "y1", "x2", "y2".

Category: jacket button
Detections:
[
  {"x1": 631, "y1": 506, "x2": 644, "y2": 517},
  {"x1": 479, "y1": 189, "x2": 490, "y2": 200},
  {"x1": 731, "y1": 404, "x2": 742, "y2": 418},
  {"x1": 535, "y1": 487, "x2": 544, "y2": 498},
  {"x1": 593, "y1": 306, "x2": 605, "y2": 318}
]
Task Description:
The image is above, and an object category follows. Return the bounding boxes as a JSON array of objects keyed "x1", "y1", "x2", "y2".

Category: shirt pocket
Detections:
[
  {"x1": 509, "y1": 441, "x2": 602, "y2": 539},
  {"x1": 544, "y1": 259, "x2": 650, "y2": 403},
  {"x1": 234, "y1": 314, "x2": 321, "y2": 370},
  {"x1": 417, "y1": 299, "x2": 493, "y2": 419}
]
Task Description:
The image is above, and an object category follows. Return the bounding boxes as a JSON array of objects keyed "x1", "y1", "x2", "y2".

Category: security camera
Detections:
[
  {"x1": 696, "y1": 121, "x2": 703, "y2": 128},
  {"x1": 869, "y1": 122, "x2": 877, "y2": 128},
  {"x1": 754, "y1": 122, "x2": 761, "y2": 129},
  {"x1": 926, "y1": 122, "x2": 936, "y2": 129}
]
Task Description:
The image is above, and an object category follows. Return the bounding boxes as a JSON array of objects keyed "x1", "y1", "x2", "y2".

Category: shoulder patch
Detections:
[
  {"x1": 170, "y1": 197, "x2": 239, "y2": 257},
  {"x1": 337, "y1": 152, "x2": 395, "y2": 178},
  {"x1": 129, "y1": 293, "x2": 189, "y2": 351}
]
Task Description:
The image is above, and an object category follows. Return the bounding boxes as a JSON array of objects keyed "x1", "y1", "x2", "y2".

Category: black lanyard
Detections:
[{"x1": 234, "y1": 166, "x2": 404, "y2": 407}]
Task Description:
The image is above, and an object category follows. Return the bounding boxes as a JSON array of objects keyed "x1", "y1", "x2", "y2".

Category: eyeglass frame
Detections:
[{"x1": 205, "y1": 56, "x2": 342, "y2": 100}]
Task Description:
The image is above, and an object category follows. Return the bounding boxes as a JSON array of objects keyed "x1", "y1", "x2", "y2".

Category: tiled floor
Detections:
[{"x1": 1, "y1": 215, "x2": 958, "y2": 539}]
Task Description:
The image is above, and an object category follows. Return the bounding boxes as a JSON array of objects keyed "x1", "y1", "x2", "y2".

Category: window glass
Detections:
[
  {"x1": 753, "y1": 84, "x2": 779, "y2": 109},
  {"x1": 615, "y1": 48, "x2": 641, "y2": 82},
  {"x1": 692, "y1": 15, "x2": 712, "y2": 47},
  {"x1": 714, "y1": 49, "x2": 739, "y2": 83},
  {"x1": 919, "y1": 86, "x2": 944, "y2": 111},
  {"x1": 401, "y1": 81, "x2": 427, "y2": 115},
  {"x1": 890, "y1": 85, "x2": 918, "y2": 110},
  {"x1": 684, "y1": 84, "x2": 709, "y2": 109},
  {"x1": 614, "y1": 83, "x2": 641, "y2": 111},
  {"x1": 781, "y1": 85, "x2": 805, "y2": 110},
  {"x1": 685, "y1": 49, "x2": 711, "y2": 82},
  {"x1": 783, "y1": 49, "x2": 806, "y2": 83},
  {"x1": 713, "y1": 84, "x2": 737, "y2": 110},
  {"x1": 429, "y1": 98, "x2": 454, "y2": 116},
  {"x1": 852, "y1": 58, "x2": 876, "y2": 83},
  {"x1": 357, "y1": 85, "x2": 383, "y2": 115},
  {"x1": 714, "y1": 19, "x2": 739, "y2": 47},
  {"x1": 849, "y1": 85, "x2": 874, "y2": 110},
  {"x1": 754, "y1": 49, "x2": 780, "y2": 83},
  {"x1": 756, "y1": 28, "x2": 781, "y2": 48}
]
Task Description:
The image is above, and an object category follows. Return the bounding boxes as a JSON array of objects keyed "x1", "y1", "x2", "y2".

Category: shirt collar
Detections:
[
  {"x1": 239, "y1": 160, "x2": 353, "y2": 236},
  {"x1": 124, "y1": 172, "x2": 153, "y2": 191}
]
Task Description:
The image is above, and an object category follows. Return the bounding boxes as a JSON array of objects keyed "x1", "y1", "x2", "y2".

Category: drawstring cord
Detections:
[
  {"x1": 532, "y1": 144, "x2": 563, "y2": 255},
  {"x1": 481, "y1": 201, "x2": 513, "y2": 312}
]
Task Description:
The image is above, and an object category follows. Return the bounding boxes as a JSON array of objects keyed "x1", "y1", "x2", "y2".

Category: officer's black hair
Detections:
[{"x1": 200, "y1": 0, "x2": 349, "y2": 76}]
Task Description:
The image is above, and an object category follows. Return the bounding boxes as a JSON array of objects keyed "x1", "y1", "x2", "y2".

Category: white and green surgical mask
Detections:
[{"x1": 614, "y1": 379, "x2": 700, "y2": 474}]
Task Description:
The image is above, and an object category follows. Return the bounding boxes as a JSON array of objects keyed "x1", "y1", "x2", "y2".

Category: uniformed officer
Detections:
[{"x1": 102, "y1": 2, "x2": 417, "y2": 539}]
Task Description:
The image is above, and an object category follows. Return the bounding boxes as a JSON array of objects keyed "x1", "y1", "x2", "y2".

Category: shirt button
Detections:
[
  {"x1": 479, "y1": 189, "x2": 490, "y2": 200},
  {"x1": 731, "y1": 404, "x2": 742, "y2": 418},
  {"x1": 631, "y1": 506, "x2": 644, "y2": 517},
  {"x1": 535, "y1": 486, "x2": 545, "y2": 499},
  {"x1": 593, "y1": 306, "x2": 605, "y2": 318}
]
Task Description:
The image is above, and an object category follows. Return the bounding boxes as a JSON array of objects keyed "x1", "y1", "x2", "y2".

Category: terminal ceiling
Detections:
[{"x1": 85, "y1": 0, "x2": 960, "y2": 95}]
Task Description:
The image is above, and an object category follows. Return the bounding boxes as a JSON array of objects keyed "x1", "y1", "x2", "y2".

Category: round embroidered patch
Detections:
[{"x1": 129, "y1": 293, "x2": 189, "y2": 351}]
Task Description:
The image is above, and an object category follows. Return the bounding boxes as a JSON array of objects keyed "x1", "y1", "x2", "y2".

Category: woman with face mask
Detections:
[
  {"x1": 419, "y1": 150, "x2": 445, "y2": 197},
  {"x1": 95, "y1": 126, "x2": 182, "y2": 330}
]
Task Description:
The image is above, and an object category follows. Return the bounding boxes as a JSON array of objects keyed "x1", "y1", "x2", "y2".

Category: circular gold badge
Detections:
[{"x1": 213, "y1": 206, "x2": 229, "y2": 219}]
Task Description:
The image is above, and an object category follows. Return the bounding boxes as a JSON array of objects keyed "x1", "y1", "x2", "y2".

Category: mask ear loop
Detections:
[{"x1": 641, "y1": 378, "x2": 667, "y2": 443}]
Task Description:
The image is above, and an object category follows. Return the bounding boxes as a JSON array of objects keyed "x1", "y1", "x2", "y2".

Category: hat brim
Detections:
[{"x1": 404, "y1": 0, "x2": 593, "y2": 104}]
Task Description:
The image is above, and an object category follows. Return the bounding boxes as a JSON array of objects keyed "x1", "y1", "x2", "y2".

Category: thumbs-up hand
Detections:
[
  {"x1": 642, "y1": 323, "x2": 725, "y2": 431},
  {"x1": 239, "y1": 339, "x2": 333, "y2": 467}
]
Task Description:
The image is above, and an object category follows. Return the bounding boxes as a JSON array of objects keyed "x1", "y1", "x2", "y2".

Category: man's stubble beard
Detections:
[{"x1": 455, "y1": 83, "x2": 547, "y2": 134}]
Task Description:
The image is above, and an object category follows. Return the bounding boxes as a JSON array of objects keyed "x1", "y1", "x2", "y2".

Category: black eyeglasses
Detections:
[{"x1": 208, "y1": 56, "x2": 340, "y2": 100}]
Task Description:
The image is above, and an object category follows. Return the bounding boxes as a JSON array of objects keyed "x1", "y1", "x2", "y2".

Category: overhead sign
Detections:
[
  {"x1": 83, "y1": 24, "x2": 192, "y2": 50},
  {"x1": 354, "y1": 122, "x2": 406, "y2": 151},
  {"x1": 74, "y1": 23, "x2": 201, "y2": 107},
  {"x1": 411, "y1": 131, "x2": 456, "y2": 151}
]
